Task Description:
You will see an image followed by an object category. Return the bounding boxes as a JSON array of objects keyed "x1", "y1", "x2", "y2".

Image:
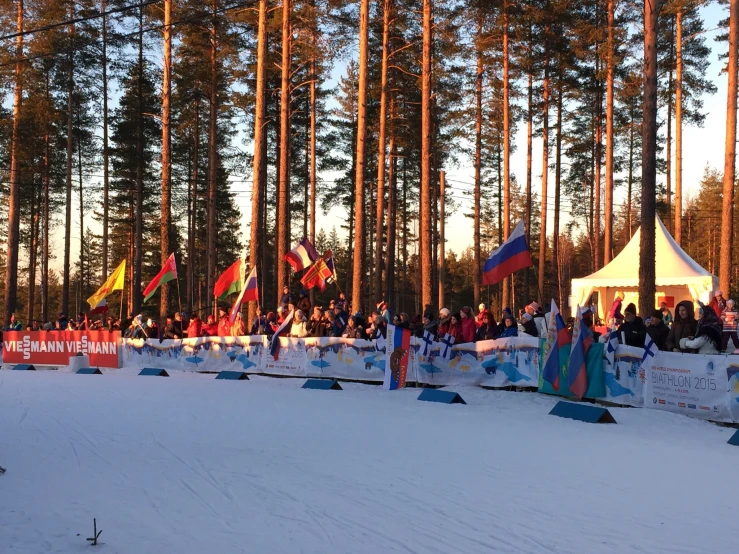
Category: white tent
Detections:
[{"x1": 569, "y1": 216, "x2": 718, "y2": 318}]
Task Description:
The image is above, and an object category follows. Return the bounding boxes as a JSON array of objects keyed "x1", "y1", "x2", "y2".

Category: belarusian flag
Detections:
[
  {"x1": 87, "y1": 259, "x2": 126, "y2": 309},
  {"x1": 214, "y1": 259, "x2": 244, "y2": 300},
  {"x1": 143, "y1": 253, "x2": 178, "y2": 303}
]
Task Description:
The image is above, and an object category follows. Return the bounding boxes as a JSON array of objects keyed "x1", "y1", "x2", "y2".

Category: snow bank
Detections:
[{"x1": 1, "y1": 370, "x2": 736, "y2": 553}]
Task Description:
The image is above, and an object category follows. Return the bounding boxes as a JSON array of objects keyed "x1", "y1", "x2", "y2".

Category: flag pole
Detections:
[
  {"x1": 175, "y1": 275, "x2": 182, "y2": 312},
  {"x1": 119, "y1": 289, "x2": 124, "y2": 322}
]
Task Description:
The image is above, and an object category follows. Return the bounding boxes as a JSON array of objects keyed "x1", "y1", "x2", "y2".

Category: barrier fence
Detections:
[{"x1": 119, "y1": 334, "x2": 739, "y2": 424}]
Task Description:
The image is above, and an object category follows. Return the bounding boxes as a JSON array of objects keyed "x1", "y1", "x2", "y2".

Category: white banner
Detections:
[
  {"x1": 414, "y1": 336, "x2": 540, "y2": 387},
  {"x1": 262, "y1": 338, "x2": 307, "y2": 377},
  {"x1": 599, "y1": 345, "x2": 645, "y2": 408},
  {"x1": 643, "y1": 351, "x2": 732, "y2": 422},
  {"x1": 304, "y1": 337, "x2": 385, "y2": 381}
]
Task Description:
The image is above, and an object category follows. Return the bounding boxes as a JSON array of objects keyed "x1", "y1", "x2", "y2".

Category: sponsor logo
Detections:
[
  {"x1": 688, "y1": 404, "x2": 697, "y2": 409},
  {"x1": 699, "y1": 406, "x2": 710, "y2": 411},
  {"x1": 678, "y1": 402, "x2": 686, "y2": 408},
  {"x1": 658, "y1": 399, "x2": 666, "y2": 405},
  {"x1": 667, "y1": 401, "x2": 676, "y2": 406},
  {"x1": 653, "y1": 397, "x2": 658, "y2": 404}
]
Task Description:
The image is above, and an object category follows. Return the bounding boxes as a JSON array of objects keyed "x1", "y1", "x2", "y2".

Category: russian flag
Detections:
[
  {"x1": 230, "y1": 266, "x2": 258, "y2": 323},
  {"x1": 482, "y1": 221, "x2": 533, "y2": 286},
  {"x1": 567, "y1": 305, "x2": 592, "y2": 399},
  {"x1": 283, "y1": 238, "x2": 319, "y2": 272},
  {"x1": 269, "y1": 309, "x2": 295, "y2": 360},
  {"x1": 90, "y1": 298, "x2": 109, "y2": 315},
  {"x1": 383, "y1": 324, "x2": 411, "y2": 390},
  {"x1": 542, "y1": 300, "x2": 570, "y2": 391}
]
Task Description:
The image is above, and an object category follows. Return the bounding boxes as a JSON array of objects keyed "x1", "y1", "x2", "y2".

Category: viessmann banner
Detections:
[{"x1": 2, "y1": 331, "x2": 122, "y2": 368}]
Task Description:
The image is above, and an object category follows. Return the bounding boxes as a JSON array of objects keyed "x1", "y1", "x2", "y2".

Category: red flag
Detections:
[{"x1": 300, "y1": 259, "x2": 333, "y2": 291}]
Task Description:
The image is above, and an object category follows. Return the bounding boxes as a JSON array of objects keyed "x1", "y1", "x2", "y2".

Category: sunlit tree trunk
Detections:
[
  {"x1": 63, "y1": 2, "x2": 75, "y2": 317},
  {"x1": 502, "y1": 0, "x2": 511, "y2": 307},
  {"x1": 249, "y1": 0, "x2": 267, "y2": 323},
  {"x1": 720, "y1": 0, "x2": 739, "y2": 295},
  {"x1": 538, "y1": 19, "x2": 550, "y2": 304},
  {"x1": 353, "y1": 0, "x2": 369, "y2": 310},
  {"x1": 474, "y1": 4, "x2": 483, "y2": 309},
  {"x1": 160, "y1": 0, "x2": 173, "y2": 315},
  {"x1": 420, "y1": 0, "x2": 433, "y2": 309},
  {"x1": 101, "y1": 0, "x2": 110, "y2": 280},
  {"x1": 640, "y1": 0, "x2": 659, "y2": 317},
  {"x1": 4, "y1": 0, "x2": 23, "y2": 325},
  {"x1": 604, "y1": 0, "x2": 615, "y2": 264},
  {"x1": 277, "y1": 0, "x2": 292, "y2": 300},
  {"x1": 206, "y1": 0, "x2": 219, "y2": 313},
  {"x1": 675, "y1": 6, "x2": 684, "y2": 244}
]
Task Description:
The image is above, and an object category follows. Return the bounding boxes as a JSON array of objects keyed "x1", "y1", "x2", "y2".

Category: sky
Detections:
[{"x1": 53, "y1": 2, "x2": 730, "y2": 277}]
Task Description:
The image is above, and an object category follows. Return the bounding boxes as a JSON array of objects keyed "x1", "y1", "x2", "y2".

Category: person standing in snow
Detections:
[
  {"x1": 666, "y1": 301, "x2": 697, "y2": 352},
  {"x1": 709, "y1": 290, "x2": 726, "y2": 319},
  {"x1": 476, "y1": 312, "x2": 498, "y2": 341},
  {"x1": 617, "y1": 303, "x2": 646, "y2": 347},
  {"x1": 279, "y1": 286, "x2": 294, "y2": 308},
  {"x1": 459, "y1": 306, "x2": 476, "y2": 343},
  {"x1": 660, "y1": 302, "x2": 673, "y2": 327},
  {"x1": 499, "y1": 313, "x2": 518, "y2": 338},
  {"x1": 217, "y1": 307, "x2": 232, "y2": 336},
  {"x1": 475, "y1": 304, "x2": 488, "y2": 328},
  {"x1": 608, "y1": 293, "x2": 624, "y2": 327},
  {"x1": 646, "y1": 310, "x2": 669, "y2": 351},
  {"x1": 186, "y1": 314, "x2": 203, "y2": 338},
  {"x1": 437, "y1": 308, "x2": 452, "y2": 338},
  {"x1": 680, "y1": 303, "x2": 722, "y2": 354},
  {"x1": 525, "y1": 302, "x2": 547, "y2": 337},
  {"x1": 720, "y1": 299, "x2": 739, "y2": 351}
]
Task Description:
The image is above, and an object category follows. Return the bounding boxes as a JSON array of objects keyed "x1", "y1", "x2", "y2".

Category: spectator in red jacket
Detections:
[
  {"x1": 202, "y1": 315, "x2": 218, "y2": 336},
  {"x1": 186, "y1": 315, "x2": 203, "y2": 338},
  {"x1": 459, "y1": 306, "x2": 476, "y2": 343},
  {"x1": 475, "y1": 304, "x2": 488, "y2": 328},
  {"x1": 448, "y1": 313, "x2": 464, "y2": 344},
  {"x1": 217, "y1": 307, "x2": 231, "y2": 336},
  {"x1": 710, "y1": 290, "x2": 727, "y2": 319}
]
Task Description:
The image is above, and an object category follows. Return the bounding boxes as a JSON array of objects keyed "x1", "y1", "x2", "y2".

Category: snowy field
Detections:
[{"x1": 1, "y1": 369, "x2": 737, "y2": 554}]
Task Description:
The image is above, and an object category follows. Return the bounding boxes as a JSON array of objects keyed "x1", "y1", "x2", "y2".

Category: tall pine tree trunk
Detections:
[
  {"x1": 502, "y1": 0, "x2": 511, "y2": 307},
  {"x1": 354, "y1": 0, "x2": 369, "y2": 310},
  {"x1": 63, "y1": 4, "x2": 74, "y2": 317},
  {"x1": 4, "y1": 0, "x2": 23, "y2": 325},
  {"x1": 207, "y1": 1, "x2": 219, "y2": 314},
  {"x1": 675, "y1": 6, "x2": 683, "y2": 244},
  {"x1": 78, "y1": 127, "x2": 84, "y2": 314},
  {"x1": 160, "y1": 0, "x2": 172, "y2": 315},
  {"x1": 640, "y1": 0, "x2": 659, "y2": 317},
  {"x1": 538, "y1": 26, "x2": 550, "y2": 305},
  {"x1": 249, "y1": 0, "x2": 267, "y2": 322},
  {"x1": 375, "y1": 0, "x2": 392, "y2": 303},
  {"x1": 554, "y1": 79, "x2": 563, "y2": 307},
  {"x1": 27, "y1": 178, "x2": 37, "y2": 323},
  {"x1": 277, "y1": 0, "x2": 292, "y2": 300},
  {"x1": 666, "y1": 16, "x2": 675, "y2": 231},
  {"x1": 385, "y1": 112, "x2": 397, "y2": 306},
  {"x1": 720, "y1": 0, "x2": 739, "y2": 296},
  {"x1": 133, "y1": 7, "x2": 145, "y2": 314},
  {"x1": 189, "y1": 100, "x2": 200, "y2": 312},
  {"x1": 42, "y1": 72, "x2": 50, "y2": 323},
  {"x1": 594, "y1": 48, "x2": 602, "y2": 270},
  {"x1": 604, "y1": 0, "x2": 615, "y2": 264},
  {"x1": 102, "y1": 0, "x2": 109, "y2": 280},
  {"x1": 473, "y1": 5, "x2": 483, "y2": 309},
  {"x1": 524, "y1": 66, "x2": 533, "y2": 304}
]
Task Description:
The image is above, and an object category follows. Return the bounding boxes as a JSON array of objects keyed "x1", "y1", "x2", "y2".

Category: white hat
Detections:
[
  {"x1": 478, "y1": 303, "x2": 486, "y2": 311},
  {"x1": 439, "y1": 308, "x2": 450, "y2": 317},
  {"x1": 715, "y1": 290, "x2": 723, "y2": 297},
  {"x1": 522, "y1": 313, "x2": 533, "y2": 322}
]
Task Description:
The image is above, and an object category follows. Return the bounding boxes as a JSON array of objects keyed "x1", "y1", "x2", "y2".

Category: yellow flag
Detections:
[{"x1": 87, "y1": 260, "x2": 126, "y2": 309}]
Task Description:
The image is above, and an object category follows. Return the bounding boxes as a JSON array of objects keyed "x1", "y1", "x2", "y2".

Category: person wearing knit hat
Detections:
[
  {"x1": 438, "y1": 308, "x2": 452, "y2": 338},
  {"x1": 520, "y1": 311, "x2": 538, "y2": 337},
  {"x1": 709, "y1": 290, "x2": 726, "y2": 318},
  {"x1": 646, "y1": 309, "x2": 669, "y2": 350},
  {"x1": 617, "y1": 302, "x2": 646, "y2": 347},
  {"x1": 525, "y1": 301, "x2": 547, "y2": 337}
]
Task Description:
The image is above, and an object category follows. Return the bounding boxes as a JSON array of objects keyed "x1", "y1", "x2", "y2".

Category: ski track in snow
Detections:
[{"x1": 1, "y1": 370, "x2": 737, "y2": 554}]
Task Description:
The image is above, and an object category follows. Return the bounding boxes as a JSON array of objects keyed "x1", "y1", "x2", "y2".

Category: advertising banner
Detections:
[
  {"x1": 304, "y1": 337, "x2": 386, "y2": 381},
  {"x1": 643, "y1": 351, "x2": 732, "y2": 422},
  {"x1": 2, "y1": 331, "x2": 121, "y2": 368},
  {"x1": 262, "y1": 337, "x2": 308, "y2": 377},
  {"x1": 415, "y1": 336, "x2": 540, "y2": 387},
  {"x1": 599, "y1": 345, "x2": 645, "y2": 407}
]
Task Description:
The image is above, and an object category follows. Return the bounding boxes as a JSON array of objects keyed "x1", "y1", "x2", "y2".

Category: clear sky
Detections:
[{"x1": 54, "y1": 2, "x2": 730, "y2": 276}]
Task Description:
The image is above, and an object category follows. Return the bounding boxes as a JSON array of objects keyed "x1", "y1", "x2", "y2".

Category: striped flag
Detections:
[
  {"x1": 283, "y1": 238, "x2": 319, "y2": 272},
  {"x1": 482, "y1": 221, "x2": 533, "y2": 286},
  {"x1": 542, "y1": 300, "x2": 570, "y2": 391},
  {"x1": 384, "y1": 324, "x2": 411, "y2": 390},
  {"x1": 567, "y1": 305, "x2": 593, "y2": 399},
  {"x1": 323, "y1": 250, "x2": 337, "y2": 283},
  {"x1": 269, "y1": 309, "x2": 295, "y2": 361}
]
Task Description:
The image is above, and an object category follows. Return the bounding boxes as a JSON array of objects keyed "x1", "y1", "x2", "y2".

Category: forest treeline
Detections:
[{"x1": 0, "y1": 0, "x2": 737, "y2": 325}]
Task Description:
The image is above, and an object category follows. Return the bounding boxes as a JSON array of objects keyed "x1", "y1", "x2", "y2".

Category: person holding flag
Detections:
[
  {"x1": 541, "y1": 300, "x2": 571, "y2": 391},
  {"x1": 567, "y1": 306, "x2": 593, "y2": 399}
]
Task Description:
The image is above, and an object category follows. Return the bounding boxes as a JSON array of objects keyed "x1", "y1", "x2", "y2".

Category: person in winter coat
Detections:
[
  {"x1": 398, "y1": 312, "x2": 412, "y2": 330},
  {"x1": 297, "y1": 292, "x2": 311, "y2": 316},
  {"x1": 162, "y1": 315, "x2": 182, "y2": 339},
  {"x1": 279, "y1": 286, "x2": 294, "y2": 308},
  {"x1": 447, "y1": 313, "x2": 464, "y2": 344},
  {"x1": 499, "y1": 313, "x2": 518, "y2": 338},
  {"x1": 202, "y1": 314, "x2": 218, "y2": 336},
  {"x1": 709, "y1": 291, "x2": 727, "y2": 319},
  {"x1": 5, "y1": 313, "x2": 22, "y2": 331},
  {"x1": 332, "y1": 306, "x2": 349, "y2": 336},
  {"x1": 525, "y1": 302, "x2": 547, "y2": 338},
  {"x1": 288, "y1": 310, "x2": 308, "y2": 338},
  {"x1": 582, "y1": 308, "x2": 601, "y2": 341},
  {"x1": 660, "y1": 302, "x2": 673, "y2": 327},
  {"x1": 666, "y1": 301, "x2": 697, "y2": 352},
  {"x1": 680, "y1": 303, "x2": 722, "y2": 354},
  {"x1": 459, "y1": 306, "x2": 476, "y2": 343},
  {"x1": 498, "y1": 308, "x2": 513, "y2": 335},
  {"x1": 342, "y1": 316, "x2": 364, "y2": 339},
  {"x1": 336, "y1": 292, "x2": 349, "y2": 312},
  {"x1": 646, "y1": 310, "x2": 669, "y2": 351},
  {"x1": 415, "y1": 312, "x2": 438, "y2": 338},
  {"x1": 721, "y1": 299, "x2": 739, "y2": 351},
  {"x1": 437, "y1": 308, "x2": 451, "y2": 337},
  {"x1": 217, "y1": 308, "x2": 232, "y2": 336},
  {"x1": 617, "y1": 303, "x2": 646, "y2": 347},
  {"x1": 366, "y1": 312, "x2": 387, "y2": 339},
  {"x1": 476, "y1": 304, "x2": 488, "y2": 328},
  {"x1": 231, "y1": 313, "x2": 247, "y2": 337},
  {"x1": 520, "y1": 312, "x2": 538, "y2": 337},
  {"x1": 608, "y1": 293, "x2": 625, "y2": 327},
  {"x1": 476, "y1": 312, "x2": 498, "y2": 341},
  {"x1": 186, "y1": 315, "x2": 203, "y2": 338},
  {"x1": 307, "y1": 307, "x2": 324, "y2": 337}
]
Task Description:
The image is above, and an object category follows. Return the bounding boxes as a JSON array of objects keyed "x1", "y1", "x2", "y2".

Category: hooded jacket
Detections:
[
  {"x1": 666, "y1": 301, "x2": 697, "y2": 352},
  {"x1": 460, "y1": 314, "x2": 476, "y2": 343}
]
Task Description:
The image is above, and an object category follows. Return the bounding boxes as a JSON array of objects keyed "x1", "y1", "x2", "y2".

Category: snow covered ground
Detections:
[{"x1": 1, "y1": 368, "x2": 737, "y2": 554}]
